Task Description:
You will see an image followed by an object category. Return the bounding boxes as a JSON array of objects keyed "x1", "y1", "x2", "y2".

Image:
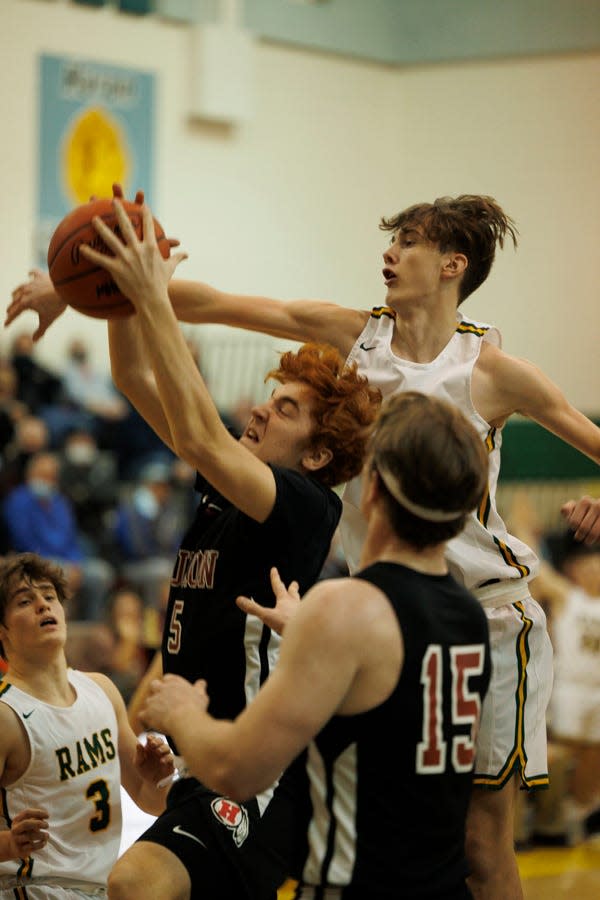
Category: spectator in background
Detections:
[
  {"x1": 8, "y1": 330, "x2": 63, "y2": 415},
  {"x1": 1, "y1": 450, "x2": 115, "y2": 621},
  {"x1": 113, "y1": 460, "x2": 184, "y2": 610},
  {"x1": 59, "y1": 337, "x2": 129, "y2": 448},
  {"x1": 105, "y1": 586, "x2": 153, "y2": 705},
  {"x1": 539, "y1": 531, "x2": 600, "y2": 843},
  {"x1": 0, "y1": 360, "x2": 27, "y2": 453},
  {"x1": 57, "y1": 427, "x2": 120, "y2": 559},
  {"x1": 509, "y1": 494, "x2": 600, "y2": 846},
  {"x1": 0, "y1": 414, "x2": 50, "y2": 499}
]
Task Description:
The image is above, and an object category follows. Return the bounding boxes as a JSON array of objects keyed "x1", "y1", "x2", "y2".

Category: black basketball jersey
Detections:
[
  {"x1": 162, "y1": 464, "x2": 341, "y2": 725},
  {"x1": 295, "y1": 561, "x2": 491, "y2": 900}
]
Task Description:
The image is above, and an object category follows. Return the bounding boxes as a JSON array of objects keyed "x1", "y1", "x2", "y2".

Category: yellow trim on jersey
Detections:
[
  {"x1": 456, "y1": 320, "x2": 490, "y2": 336},
  {"x1": 17, "y1": 856, "x2": 33, "y2": 879},
  {"x1": 474, "y1": 602, "x2": 549, "y2": 790},
  {"x1": 477, "y1": 428, "x2": 530, "y2": 579},
  {"x1": 0, "y1": 680, "x2": 11, "y2": 698},
  {"x1": 370, "y1": 306, "x2": 396, "y2": 320}
]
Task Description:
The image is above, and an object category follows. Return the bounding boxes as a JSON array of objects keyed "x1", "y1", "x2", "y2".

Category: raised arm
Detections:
[
  {"x1": 80, "y1": 202, "x2": 284, "y2": 522},
  {"x1": 108, "y1": 315, "x2": 176, "y2": 452}
]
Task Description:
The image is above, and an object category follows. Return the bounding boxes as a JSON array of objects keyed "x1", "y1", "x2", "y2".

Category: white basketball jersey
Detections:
[
  {"x1": 0, "y1": 669, "x2": 122, "y2": 892},
  {"x1": 551, "y1": 587, "x2": 600, "y2": 686},
  {"x1": 343, "y1": 307, "x2": 539, "y2": 602}
]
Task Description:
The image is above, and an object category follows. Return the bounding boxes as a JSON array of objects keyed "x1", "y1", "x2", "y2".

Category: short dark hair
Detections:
[
  {"x1": 267, "y1": 342, "x2": 382, "y2": 487},
  {"x1": 380, "y1": 194, "x2": 518, "y2": 304},
  {"x1": 0, "y1": 554, "x2": 70, "y2": 660},
  {"x1": 370, "y1": 392, "x2": 488, "y2": 548}
]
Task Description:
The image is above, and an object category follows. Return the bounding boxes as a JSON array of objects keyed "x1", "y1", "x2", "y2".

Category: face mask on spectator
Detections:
[
  {"x1": 65, "y1": 442, "x2": 97, "y2": 465},
  {"x1": 133, "y1": 486, "x2": 159, "y2": 518},
  {"x1": 29, "y1": 479, "x2": 56, "y2": 499}
]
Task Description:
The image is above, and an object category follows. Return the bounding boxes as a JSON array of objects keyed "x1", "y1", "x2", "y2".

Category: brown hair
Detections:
[
  {"x1": 380, "y1": 194, "x2": 518, "y2": 304},
  {"x1": 0, "y1": 553, "x2": 70, "y2": 659},
  {"x1": 371, "y1": 392, "x2": 488, "y2": 548},
  {"x1": 267, "y1": 342, "x2": 381, "y2": 487}
]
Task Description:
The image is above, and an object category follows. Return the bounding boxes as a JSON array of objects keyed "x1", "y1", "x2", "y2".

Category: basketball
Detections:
[{"x1": 47, "y1": 198, "x2": 170, "y2": 319}]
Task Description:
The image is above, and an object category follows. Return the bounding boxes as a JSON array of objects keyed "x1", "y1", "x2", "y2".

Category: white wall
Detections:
[{"x1": 2, "y1": 0, "x2": 599, "y2": 413}]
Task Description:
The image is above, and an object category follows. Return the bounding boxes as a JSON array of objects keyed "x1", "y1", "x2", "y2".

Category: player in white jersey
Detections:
[
  {"x1": 7, "y1": 190, "x2": 600, "y2": 899},
  {"x1": 0, "y1": 553, "x2": 174, "y2": 900},
  {"x1": 526, "y1": 531, "x2": 600, "y2": 839}
]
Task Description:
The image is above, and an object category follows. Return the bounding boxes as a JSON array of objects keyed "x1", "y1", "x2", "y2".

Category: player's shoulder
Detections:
[
  {"x1": 85, "y1": 671, "x2": 122, "y2": 705},
  {"x1": 303, "y1": 575, "x2": 394, "y2": 630}
]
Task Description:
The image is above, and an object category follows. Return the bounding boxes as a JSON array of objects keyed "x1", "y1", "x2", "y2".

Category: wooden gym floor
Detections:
[
  {"x1": 277, "y1": 840, "x2": 600, "y2": 899},
  {"x1": 519, "y1": 839, "x2": 600, "y2": 899}
]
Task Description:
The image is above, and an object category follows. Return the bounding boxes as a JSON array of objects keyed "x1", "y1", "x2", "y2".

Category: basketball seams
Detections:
[
  {"x1": 47, "y1": 211, "x2": 140, "y2": 271},
  {"x1": 47, "y1": 199, "x2": 170, "y2": 319}
]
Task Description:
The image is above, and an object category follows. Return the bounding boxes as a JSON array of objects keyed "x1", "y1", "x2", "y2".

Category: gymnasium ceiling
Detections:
[{"x1": 156, "y1": 0, "x2": 600, "y2": 66}]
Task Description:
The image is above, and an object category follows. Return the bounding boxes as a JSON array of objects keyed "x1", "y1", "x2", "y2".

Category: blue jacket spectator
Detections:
[{"x1": 2, "y1": 451, "x2": 115, "y2": 620}]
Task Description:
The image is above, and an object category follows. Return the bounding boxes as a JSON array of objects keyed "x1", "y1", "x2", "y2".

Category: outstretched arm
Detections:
[
  {"x1": 6, "y1": 268, "x2": 365, "y2": 358},
  {"x1": 168, "y1": 280, "x2": 366, "y2": 358},
  {"x1": 140, "y1": 578, "x2": 401, "y2": 802},
  {"x1": 475, "y1": 344, "x2": 600, "y2": 465}
]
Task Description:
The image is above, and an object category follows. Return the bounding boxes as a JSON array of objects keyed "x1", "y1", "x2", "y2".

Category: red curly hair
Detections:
[{"x1": 267, "y1": 343, "x2": 381, "y2": 487}]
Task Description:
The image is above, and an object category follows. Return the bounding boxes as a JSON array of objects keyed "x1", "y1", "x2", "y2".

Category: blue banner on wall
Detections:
[{"x1": 37, "y1": 54, "x2": 155, "y2": 266}]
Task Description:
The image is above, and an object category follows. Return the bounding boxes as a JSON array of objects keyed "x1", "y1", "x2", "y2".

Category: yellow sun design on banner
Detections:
[{"x1": 63, "y1": 106, "x2": 130, "y2": 204}]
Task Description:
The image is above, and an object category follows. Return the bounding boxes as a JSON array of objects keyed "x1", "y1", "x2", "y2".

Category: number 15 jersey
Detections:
[{"x1": 296, "y1": 561, "x2": 491, "y2": 900}]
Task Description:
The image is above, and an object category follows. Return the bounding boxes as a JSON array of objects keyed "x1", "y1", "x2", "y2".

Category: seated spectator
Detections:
[
  {"x1": 65, "y1": 620, "x2": 116, "y2": 675},
  {"x1": 112, "y1": 399, "x2": 176, "y2": 481},
  {"x1": 8, "y1": 330, "x2": 63, "y2": 414},
  {"x1": 105, "y1": 586, "x2": 153, "y2": 705},
  {"x1": 57, "y1": 428, "x2": 120, "y2": 558},
  {"x1": 0, "y1": 414, "x2": 50, "y2": 498},
  {"x1": 61, "y1": 337, "x2": 128, "y2": 448},
  {"x1": 113, "y1": 460, "x2": 183, "y2": 609},
  {"x1": 0, "y1": 360, "x2": 28, "y2": 453},
  {"x1": 1, "y1": 450, "x2": 115, "y2": 621}
]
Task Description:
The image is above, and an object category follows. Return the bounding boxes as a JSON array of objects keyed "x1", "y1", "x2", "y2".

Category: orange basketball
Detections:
[{"x1": 47, "y1": 199, "x2": 170, "y2": 319}]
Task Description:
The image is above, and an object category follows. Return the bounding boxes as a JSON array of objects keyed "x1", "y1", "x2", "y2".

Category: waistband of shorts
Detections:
[
  {"x1": 0, "y1": 875, "x2": 107, "y2": 895},
  {"x1": 473, "y1": 579, "x2": 532, "y2": 608}
]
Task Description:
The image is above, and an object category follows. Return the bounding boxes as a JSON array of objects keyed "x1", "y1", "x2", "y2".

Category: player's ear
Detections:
[
  {"x1": 441, "y1": 252, "x2": 468, "y2": 282},
  {"x1": 302, "y1": 445, "x2": 333, "y2": 473}
]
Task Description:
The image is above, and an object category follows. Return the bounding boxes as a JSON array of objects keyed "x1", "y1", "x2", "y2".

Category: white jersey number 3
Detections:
[{"x1": 416, "y1": 644, "x2": 485, "y2": 774}]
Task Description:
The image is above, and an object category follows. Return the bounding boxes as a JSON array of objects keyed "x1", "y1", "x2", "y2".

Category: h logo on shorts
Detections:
[{"x1": 210, "y1": 797, "x2": 250, "y2": 847}]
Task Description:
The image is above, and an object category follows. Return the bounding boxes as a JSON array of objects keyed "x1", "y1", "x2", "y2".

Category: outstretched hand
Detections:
[
  {"x1": 7, "y1": 807, "x2": 49, "y2": 859},
  {"x1": 236, "y1": 567, "x2": 301, "y2": 635},
  {"x1": 111, "y1": 183, "x2": 180, "y2": 249},
  {"x1": 80, "y1": 201, "x2": 187, "y2": 309},
  {"x1": 561, "y1": 496, "x2": 600, "y2": 545},
  {"x1": 5, "y1": 269, "x2": 66, "y2": 341}
]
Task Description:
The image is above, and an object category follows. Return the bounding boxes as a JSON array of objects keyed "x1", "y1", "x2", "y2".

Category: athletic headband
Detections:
[{"x1": 376, "y1": 462, "x2": 465, "y2": 523}]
